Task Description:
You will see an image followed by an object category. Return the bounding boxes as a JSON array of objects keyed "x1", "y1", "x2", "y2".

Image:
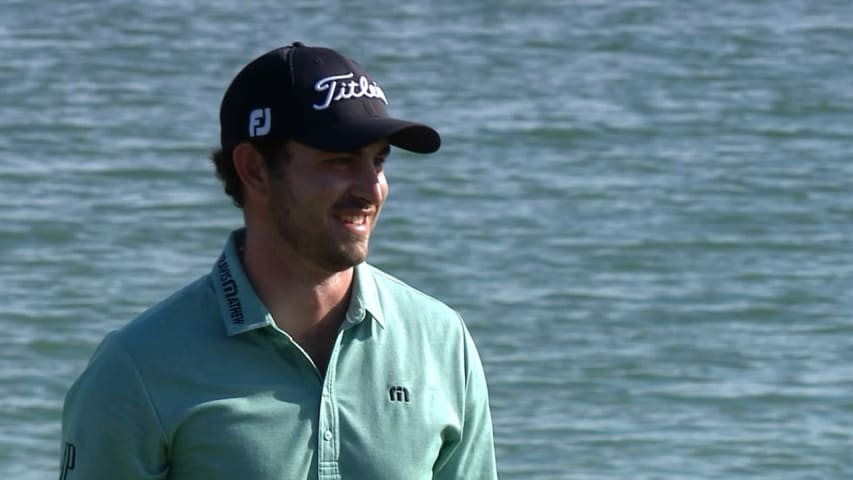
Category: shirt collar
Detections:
[
  {"x1": 212, "y1": 229, "x2": 274, "y2": 336},
  {"x1": 211, "y1": 228, "x2": 385, "y2": 336},
  {"x1": 348, "y1": 262, "x2": 385, "y2": 329}
]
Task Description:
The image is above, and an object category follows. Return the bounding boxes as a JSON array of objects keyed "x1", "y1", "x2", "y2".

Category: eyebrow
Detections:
[{"x1": 347, "y1": 144, "x2": 390, "y2": 157}]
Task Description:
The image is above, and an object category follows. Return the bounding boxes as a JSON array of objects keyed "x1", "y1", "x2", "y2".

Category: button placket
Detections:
[{"x1": 317, "y1": 327, "x2": 349, "y2": 479}]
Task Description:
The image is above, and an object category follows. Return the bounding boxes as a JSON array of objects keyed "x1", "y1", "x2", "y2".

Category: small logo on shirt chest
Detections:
[{"x1": 389, "y1": 385, "x2": 410, "y2": 403}]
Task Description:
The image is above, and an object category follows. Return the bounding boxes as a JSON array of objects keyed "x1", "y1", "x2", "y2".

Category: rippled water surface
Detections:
[{"x1": 2, "y1": 1, "x2": 852, "y2": 478}]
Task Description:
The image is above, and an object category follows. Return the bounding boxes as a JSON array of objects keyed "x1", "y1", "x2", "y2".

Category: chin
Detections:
[{"x1": 318, "y1": 247, "x2": 368, "y2": 272}]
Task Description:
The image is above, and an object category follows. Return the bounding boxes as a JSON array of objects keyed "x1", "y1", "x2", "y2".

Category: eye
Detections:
[
  {"x1": 375, "y1": 147, "x2": 390, "y2": 169},
  {"x1": 374, "y1": 155, "x2": 387, "y2": 169}
]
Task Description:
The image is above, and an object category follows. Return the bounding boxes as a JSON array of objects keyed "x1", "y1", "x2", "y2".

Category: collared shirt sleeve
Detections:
[
  {"x1": 60, "y1": 332, "x2": 169, "y2": 480},
  {"x1": 433, "y1": 314, "x2": 498, "y2": 480}
]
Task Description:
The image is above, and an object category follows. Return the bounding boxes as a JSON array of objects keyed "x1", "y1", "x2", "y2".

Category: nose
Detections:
[{"x1": 351, "y1": 159, "x2": 386, "y2": 206}]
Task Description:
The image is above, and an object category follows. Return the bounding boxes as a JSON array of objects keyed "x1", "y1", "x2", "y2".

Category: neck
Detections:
[{"x1": 240, "y1": 224, "x2": 354, "y2": 338}]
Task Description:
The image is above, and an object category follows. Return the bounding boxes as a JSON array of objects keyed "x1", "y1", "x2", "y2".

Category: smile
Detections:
[{"x1": 337, "y1": 214, "x2": 367, "y2": 225}]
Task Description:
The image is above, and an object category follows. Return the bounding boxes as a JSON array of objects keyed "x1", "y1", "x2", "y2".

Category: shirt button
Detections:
[{"x1": 323, "y1": 430, "x2": 333, "y2": 441}]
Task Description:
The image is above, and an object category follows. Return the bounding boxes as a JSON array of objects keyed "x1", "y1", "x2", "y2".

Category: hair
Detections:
[{"x1": 210, "y1": 141, "x2": 289, "y2": 208}]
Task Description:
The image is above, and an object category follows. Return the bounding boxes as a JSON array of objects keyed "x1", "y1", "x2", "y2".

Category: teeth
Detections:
[{"x1": 340, "y1": 215, "x2": 366, "y2": 224}]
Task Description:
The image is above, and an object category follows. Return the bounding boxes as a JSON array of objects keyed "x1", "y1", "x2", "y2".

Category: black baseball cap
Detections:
[{"x1": 219, "y1": 42, "x2": 440, "y2": 154}]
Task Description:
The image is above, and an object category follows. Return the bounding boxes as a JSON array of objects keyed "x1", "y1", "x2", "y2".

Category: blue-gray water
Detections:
[{"x1": 2, "y1": 1, "x2": 852, "y2": 478}]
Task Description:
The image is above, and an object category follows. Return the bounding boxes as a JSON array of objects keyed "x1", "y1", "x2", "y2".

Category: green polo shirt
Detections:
[{"x1": 60, "y1": 229, "x2": 497, "y2": 480}]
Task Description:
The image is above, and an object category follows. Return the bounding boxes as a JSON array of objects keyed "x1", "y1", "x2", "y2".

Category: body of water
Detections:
[{"x1": 1, "y1": 1, "x2": 852, "y2": 478}]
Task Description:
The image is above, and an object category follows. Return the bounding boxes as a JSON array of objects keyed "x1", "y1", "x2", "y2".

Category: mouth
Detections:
[
  {"x1": 333, "y1": 211, "x2": 373, "y2": 234},
  {"x1": 337, "y1": 213, "x2": 368, "y2": 225}
]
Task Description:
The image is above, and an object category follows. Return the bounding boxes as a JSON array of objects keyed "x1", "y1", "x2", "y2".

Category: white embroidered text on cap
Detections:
[{"x1": 313, "y1": 73, "x2": 388, "y2": 111}]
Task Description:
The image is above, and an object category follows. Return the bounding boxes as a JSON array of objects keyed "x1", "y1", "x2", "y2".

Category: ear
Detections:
[{"x1": 232, "y1": 143, "x2": 270, "y2": 202}]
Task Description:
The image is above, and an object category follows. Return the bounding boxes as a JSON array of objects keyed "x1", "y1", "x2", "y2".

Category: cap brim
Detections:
[{"x1": 297, "y1": 117, "x2": 440, "y2": 154}]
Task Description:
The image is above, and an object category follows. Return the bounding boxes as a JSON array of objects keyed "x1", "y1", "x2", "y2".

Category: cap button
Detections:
[{"x1": 292, "y1": 41, "x2": 305, "y2": 48}]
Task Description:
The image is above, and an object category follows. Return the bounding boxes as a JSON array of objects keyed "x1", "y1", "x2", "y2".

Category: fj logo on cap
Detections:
[
  {"x1": 313, "y1": 72, "x2": 388, "y2": 111},
  {"x1": 249, "y1": 108, "x2": 271, "y2": 137}
]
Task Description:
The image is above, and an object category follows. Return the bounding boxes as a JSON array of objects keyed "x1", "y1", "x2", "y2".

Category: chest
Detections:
[
  {"x1": 291, "y1": 326, "x2": 339, "y2": 375},
  {"x1": 162, "y1": 326, "x2": 461, "y2": 480}
]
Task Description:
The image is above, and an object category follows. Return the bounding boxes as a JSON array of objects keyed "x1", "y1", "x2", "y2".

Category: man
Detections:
[{"x1": 60, "y1": 42, "x2": 498, "y2": 479}]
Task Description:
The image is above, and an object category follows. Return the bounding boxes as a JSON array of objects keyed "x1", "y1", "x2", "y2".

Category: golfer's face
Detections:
[{"x1": 267, "y1": 140, "x2": 390, "y2": 272}]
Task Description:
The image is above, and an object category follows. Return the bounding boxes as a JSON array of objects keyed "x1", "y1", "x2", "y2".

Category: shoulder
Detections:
[
  {"x1": 67, "y1": 274, "x2": 225, "y2": 417},
  {"x1": 114, "y1": 273, "x2": 221, "y2": 357},
  {"x1": 360, "y1": 263, "x2": 468, "y2": 339},
  {"x1": 126, "y1": 274, "x2": 216, "y2": 326},
  {"x1": 363, "y1": 263, "x2": 460, "y2": 317}
]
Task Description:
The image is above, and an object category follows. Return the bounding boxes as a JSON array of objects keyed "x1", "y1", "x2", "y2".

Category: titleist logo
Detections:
[{"x1": 313, "y1": 72, "x2": 388, "y2": 110}]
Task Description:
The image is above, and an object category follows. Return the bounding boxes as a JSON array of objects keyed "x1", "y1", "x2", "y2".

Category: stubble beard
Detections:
[{"x1": 268, "y1": 182, "x2": 370, "y2": 273}]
